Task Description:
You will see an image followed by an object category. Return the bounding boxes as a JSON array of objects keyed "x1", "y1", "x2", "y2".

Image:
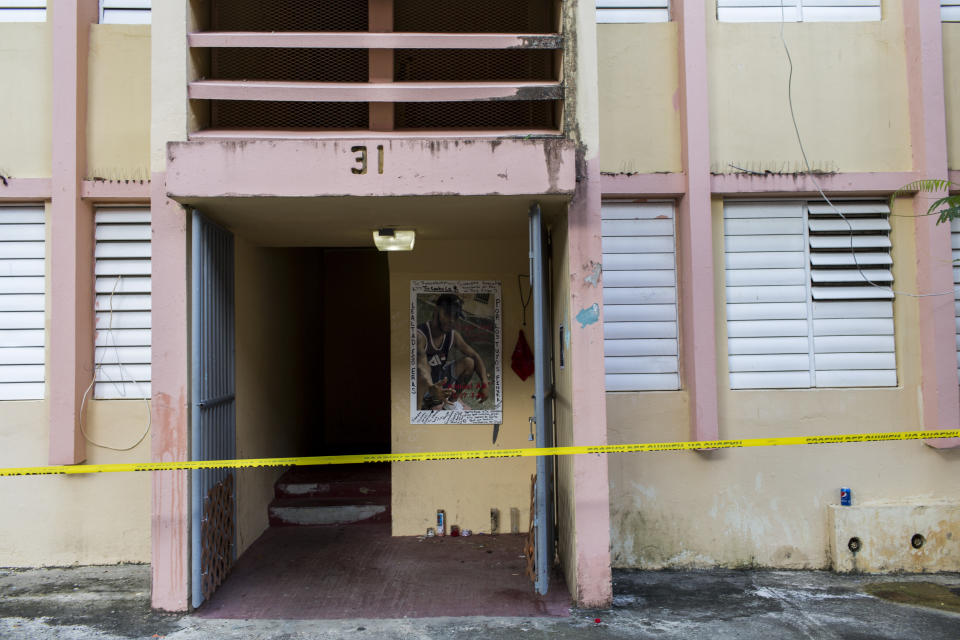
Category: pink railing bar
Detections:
[
  {"x1": 188, "y1": 31, "x2": 563, "y2": 50},
  {"x1": 188, "y1": 80, "x2": 563, "y2": 103},
  {"x1": 189, "y1": 128, "x2": 561, "y2": 140}
]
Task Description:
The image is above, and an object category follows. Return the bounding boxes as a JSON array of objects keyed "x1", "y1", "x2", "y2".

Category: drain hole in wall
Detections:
[
  {"x1": 911, "y1": 534, "x2": 925, "y2": 549},
  {"x1": 848, "y1": 537, "x2": 862, "y2": 553}
]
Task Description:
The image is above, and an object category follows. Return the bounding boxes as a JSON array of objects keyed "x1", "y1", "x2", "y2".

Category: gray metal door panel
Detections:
[
  {"x1": 190, "y1": 211, "x2": 236, "y2": 609},
  {"x1": 529, "y1": 204, "x2": 554, "y2": 596}
]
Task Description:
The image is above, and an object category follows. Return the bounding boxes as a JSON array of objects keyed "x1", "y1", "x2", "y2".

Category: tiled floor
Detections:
[{"x1": 196, "y1": 523, "x2": 570, "y2": 619}]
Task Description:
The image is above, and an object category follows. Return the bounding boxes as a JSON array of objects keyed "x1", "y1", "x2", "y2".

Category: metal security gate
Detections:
[
  {"x1": 529, "y1": 203, "x2": 555, "y2": 595},
  {"x1": 190, "y1": 211, "x2": 237, "y2": 609}
]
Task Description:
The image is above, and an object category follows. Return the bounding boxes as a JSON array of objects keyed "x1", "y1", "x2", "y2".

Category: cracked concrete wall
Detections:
[{"x1": 707, "y1": 0, "x2": 912, "y2": 174}]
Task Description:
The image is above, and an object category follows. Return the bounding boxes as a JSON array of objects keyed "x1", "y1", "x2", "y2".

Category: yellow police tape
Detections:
[{"x1": 1, "y1": 429, "x2": 958, "y2": 477}]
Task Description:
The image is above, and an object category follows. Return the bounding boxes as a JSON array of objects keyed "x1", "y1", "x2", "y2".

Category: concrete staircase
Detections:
[{"x1": 268, "y1": 463, "x2": 391, "y2": 527}]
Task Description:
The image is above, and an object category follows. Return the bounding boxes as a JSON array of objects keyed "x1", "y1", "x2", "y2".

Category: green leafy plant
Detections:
[{"x1": 889, "y1": 179, "x2": 960, "y2": 224}]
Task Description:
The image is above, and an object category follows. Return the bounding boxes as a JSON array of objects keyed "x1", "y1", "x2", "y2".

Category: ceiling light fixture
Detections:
[{"x1": 373, "y1": 228, "x2": 415, "y2": 252}]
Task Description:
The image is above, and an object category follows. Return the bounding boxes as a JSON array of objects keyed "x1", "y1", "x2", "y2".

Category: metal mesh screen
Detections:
[
  {"x1": 395, "y1": 101, "x2": 557, "y2": 130},
  {"x1": 395, "y1": 49, "x2": 555, "y2": 82},
  {"x1": 211, "y1": 101, "x2": 369, "y2": 129},
  {"x1": 394, "y1": 0, "x2": 555, "y2": 32},
  {"x1": 212, "y1": 48, "x2": 368, "y2": 83},
  {"x1": 211, "y1": 0, "x2": 368, "y2": 31}
]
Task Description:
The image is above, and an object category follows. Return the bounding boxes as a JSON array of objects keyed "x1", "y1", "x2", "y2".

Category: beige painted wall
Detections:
[
  {"x1": 151, "y1": 0, "x2": 209, "y2": 172},
  {"x1": 607, "y1": 196, "x2": 960, "y2": 570},
  {"x1": 87, "y1": 24, "x2": 151, "y2": 181},
  {"x1": 707, "y1": 1, "x2": 912, "y2": 174},
  {"x1": 234, "y1": 239, "x2": 309, "y2": 554},
  {"x1": 0, "y1": 400, "x2": 152, "y2": 566},
  {"x1": 597, "y1": 23, "x2": 682, "y2": 174},
  {"x1": 0, "y1": 23, "x2": 52, "y2": 178},
  {"x1": 389, "y1": 231, "x2": 536, "y2": 536},
  {"x1": 944, "y1": 25, "x2": 960, "y2": 171},
  {"x1": 0, "y1": 205, "x2": 150, "y2": 567}
]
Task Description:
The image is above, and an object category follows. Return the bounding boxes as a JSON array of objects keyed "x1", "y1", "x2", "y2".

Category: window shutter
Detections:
[
  {"x1": 0, "y1": 0, "x2": 46, "y2": 21},
  {"x1": 100, "y1": 0, "x2": 150, "y2": 24},
  {"x1": 807, "y1": 201, "x2": 895, "y2": 387},
  {"x1": 943, "y1": 2, "x2": 960, "y2": 22},
  {"x1": 953, "y1": 218, "x2": 960, "y2": 382},
  {"x1": 717, "y1": 1, "x2": 801, "y2": 22},
  {"x1": 597, "y1": 0, "x2": 670, "y2": 23},
  {"x1": 801, "y1": 1, "x2": 880, "y2": 22},
  {"x1": 601, "y1": 202, "x2": 679, "y2": 391},
  {"x1": 717, "y1": 1, "x2": 879, "y2": 22},
  {"x1": 94, "y1": 207, "x2": 151, "y2": 399},
  {"x1": 0, "y1": 206, "x2": 45, "y2": 400},
  {"x1": 724, "y1": 202, "x2": 812, "y2": 389}
]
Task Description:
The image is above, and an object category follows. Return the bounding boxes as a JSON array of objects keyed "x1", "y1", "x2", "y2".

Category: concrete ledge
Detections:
[
  {"x1": 166, "y1": 138, "x2": 577, "y2": 198},
  {"x1": 828, "y1": 503, "x2": 960, "y2": 573}
]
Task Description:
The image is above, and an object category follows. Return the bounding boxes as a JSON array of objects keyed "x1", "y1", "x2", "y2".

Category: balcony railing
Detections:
[{"x1": 187, "y1": 0, "x2": 564, "y2": 137}]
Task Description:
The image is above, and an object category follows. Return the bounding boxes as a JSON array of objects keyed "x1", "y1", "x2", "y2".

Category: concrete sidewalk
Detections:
[{"x1": 1, "y1": 565, "x2": 958, "y2": 639}]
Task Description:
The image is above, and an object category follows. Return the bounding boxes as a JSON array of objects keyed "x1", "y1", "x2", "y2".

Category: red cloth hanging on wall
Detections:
[{"x1": 511, "y1": 329, "x2": 535, "y2": 381}]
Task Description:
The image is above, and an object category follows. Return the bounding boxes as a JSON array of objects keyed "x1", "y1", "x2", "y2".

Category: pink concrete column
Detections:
[
  {"x1": 903, "y1": 1, "x2": 960, "y2": 447},
  {"x1": 49, "y1": 0, "x2": 99, "y2": 465},
  {"x1": 150, "y1": 174, "x2": 191, "y2": 611},
  {"x1": 674, "y1": 0, "x2": 719, "y2": 441},
  {"x1": 567, "y1": 156, "x2": 613, "y2": 607}
]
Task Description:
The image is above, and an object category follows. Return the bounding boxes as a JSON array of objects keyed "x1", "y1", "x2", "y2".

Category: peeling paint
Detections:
[
  {"x1": 583, "y1": 261, "x2": 602, "y2": 287},
  {"x1": 575, "y1": 303, "x2": 600, "y2": 328}
]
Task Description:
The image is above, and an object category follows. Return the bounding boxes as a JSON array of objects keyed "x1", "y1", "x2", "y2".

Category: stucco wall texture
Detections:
[
  {"x1": 0, "y1": 201, "x2": 152, "y2": 568},
  {"x1": 87, "y1": 24, "x2": 151, "y2": 181},
  {"x1": 606, "y1": 195, "x2": 960, "y2": 571},
  {"x1": 0, "y1": 19, "x2": 155, "y2": 565},
  {"x1": 0, "y1": 23, "x2": 52, "y2": 178},
  {"x1": 944, "y1": 24, "x2": 960, "y2": 170},
  {"x1": 598, "y1": 23, "x2": 682, "y2": 174},
  {"x1": 707, "y1": 2, "x2": 912, "y2": 174},
  {"x1": 388, "y1": 232, "x2": 537, "y2": 537},
  {"x1": 234, "y1": 239, "x2": 310, "y2": 555}
]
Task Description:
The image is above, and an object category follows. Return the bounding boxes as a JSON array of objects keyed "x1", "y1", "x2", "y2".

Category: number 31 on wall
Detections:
[{"x1": 351, "y1": 145, "x2": 385, "y2": 175}]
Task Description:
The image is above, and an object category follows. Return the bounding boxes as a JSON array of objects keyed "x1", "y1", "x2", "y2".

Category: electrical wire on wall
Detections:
[
  {"x1": 775, "y1": 0, "x2": 954, "y2": 299},
  {"x1": 79, "y1": 274, "x2": 152, "y2": 451}
]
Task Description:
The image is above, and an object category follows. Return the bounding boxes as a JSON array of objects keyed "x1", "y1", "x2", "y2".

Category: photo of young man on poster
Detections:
[{"x1": 410, "y1": 281, "x2": 502, "y2": 425}]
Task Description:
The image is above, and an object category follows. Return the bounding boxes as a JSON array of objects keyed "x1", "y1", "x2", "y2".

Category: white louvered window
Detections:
[
  {"x1": 601, "y1": 202, "x2": 679, "y2": 391},
  {"x1": 598, "y1": 1, "x2": 669, "y2": 23},
  {"x1": 0, "y1": 1, "x2": 45, "y2": 21},
  {"x1": 952, "y1": 218, "x2": 960, "y2": 381},
  {"x1": 717, "y1": 1, "x2": 880, "y2": 22},
  {"x1": 94, "y1": 207, "x2": 151, "y2": 399},
  {"x1": 945, "y1": 2, "x2": 960, "y2": 22},
  {"x1": 0, "y1": 206, "x2": 45, "y2": 401},
  {"x1": 100, "y1": 0, "x2": 150, "y2": 24},
  {"x1": 724, "y1": 201, "x2": 896, "y2": 389}
]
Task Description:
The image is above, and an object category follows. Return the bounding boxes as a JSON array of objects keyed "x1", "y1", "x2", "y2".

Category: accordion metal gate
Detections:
[{"x1": 190, "y1": 211, "x2": 237, "y2": 609}]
